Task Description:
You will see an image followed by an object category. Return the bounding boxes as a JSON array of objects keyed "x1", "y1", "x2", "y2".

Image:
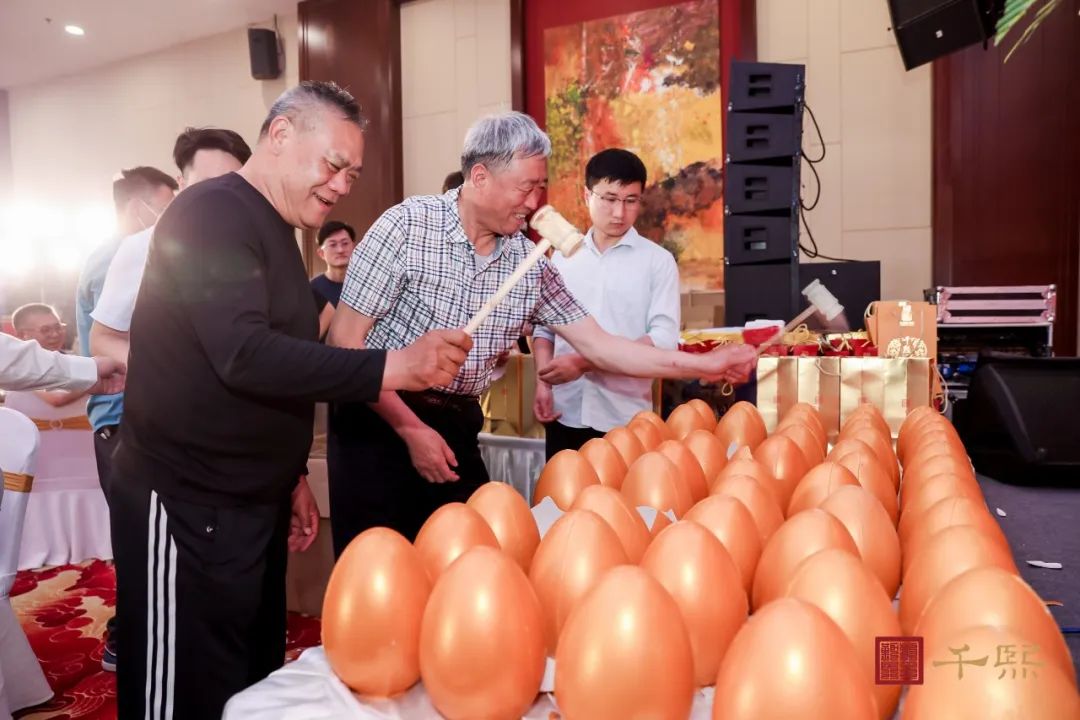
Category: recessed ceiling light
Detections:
[{"x1": 64, "y1": 25, "x2": 85, "y2": 36}]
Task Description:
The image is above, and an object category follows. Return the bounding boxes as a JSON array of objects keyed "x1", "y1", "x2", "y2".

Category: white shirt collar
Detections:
[{"x1": 584, "y1": 225, "x2": 644, "y2": 255}]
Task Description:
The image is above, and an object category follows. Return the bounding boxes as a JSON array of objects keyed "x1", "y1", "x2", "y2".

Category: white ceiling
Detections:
[{"x1": 0, "y1": 0, "x2": 299, "y2": 89}]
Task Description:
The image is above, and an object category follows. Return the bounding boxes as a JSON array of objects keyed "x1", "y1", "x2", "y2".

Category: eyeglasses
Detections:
[
  {"x1": 587, "y1": 188, "x2": 641, "y2": 210},
  {"x1": 34, "y1": 322, "x2": 67, "y2": 335}
]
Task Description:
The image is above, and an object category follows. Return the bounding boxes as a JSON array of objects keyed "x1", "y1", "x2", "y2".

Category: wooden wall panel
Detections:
[
  {"x1": 298, "y1": 0, "x2": 404, "y2": 273},
  {"x1": 933, "y1": 0, "x2": 1080, "y2": 354}
]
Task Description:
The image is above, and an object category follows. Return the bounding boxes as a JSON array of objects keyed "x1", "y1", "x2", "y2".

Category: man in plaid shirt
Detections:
[{"x1": 327, "y1": 112, "x2": 756, "y2": 552}]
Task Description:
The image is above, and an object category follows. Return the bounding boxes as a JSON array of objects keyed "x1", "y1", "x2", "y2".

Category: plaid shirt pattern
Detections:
[{"x1": 340, "y1": 188, "x2": 588, "y2": 397}]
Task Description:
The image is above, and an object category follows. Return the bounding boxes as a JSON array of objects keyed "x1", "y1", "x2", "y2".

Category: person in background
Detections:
[
  {"x1": 326, "y1": 112, "x2": 756, "y2": 557},
  {"x1": 90, "y1": 128, "x2": 253, "y2": 365},
  {"x1": 0, "y1": 333, "x2": 124, "y2": 395},
  {"x1": 310, "y1": 220, "x2": 357, "y2": 340},
  {"x1": 75, "y1": 167, "x2": 177, "y2": 367},
  {"x1": 11, "y1": 303, "x2": 97, "y2": 407},
  {"x1": 442, "y1": 170, "x2": 464, "y2": 193},
  {"x1": 109, "y1": 81, "x2": 470, "y2": 720},
  {"x1": 75, "y1": 166, "x2": 177, "y2": 498},
  {"x1": 86, "y1": 128, "x2": 252, "y2": 674},
  {"x1": 532, "y1": 148, "x2": 679, "y2": 459}
]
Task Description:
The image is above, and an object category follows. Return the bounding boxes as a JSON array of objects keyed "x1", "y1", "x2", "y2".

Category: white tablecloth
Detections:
[
  {"x1": 224, "y1": 647, "x2": 718, "y2": 719},
  {"x1": 2, "y1": 393, "x2": 112, "y2": 570},
  {"x1": 478, "y1": 433, "x2": 544, "y2": 503}
]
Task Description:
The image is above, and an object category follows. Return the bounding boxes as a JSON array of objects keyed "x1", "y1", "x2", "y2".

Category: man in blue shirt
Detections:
[{"x1": 74, "y1": 165, "x2": 176, "y2": 672}]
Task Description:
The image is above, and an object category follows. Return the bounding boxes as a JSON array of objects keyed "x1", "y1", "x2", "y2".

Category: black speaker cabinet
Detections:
[
  {"x1": 724, "y1": 261, "x2": 882, "y2": 329},
  {"x1": 724, "y1": 215, "x2": 798, "y2": 265},
  {"x1": 724, "y1": 165, "x2": 798, "y2": 215},
  {"x1": 726, "y1": 113, "x2": 802, "y2": 163},
  {"x1": 956, "y1": 355, "x2": 1080, "y2": 484},
  {"x1": 248, "y1": 28, "x2": 281, "y2": 80},
  {"x1": 728, "y1": 62, "x2": 805, "y2": 113},
  {"x1": 887, "y1": 0, "x2": 998, "y2": 70}
]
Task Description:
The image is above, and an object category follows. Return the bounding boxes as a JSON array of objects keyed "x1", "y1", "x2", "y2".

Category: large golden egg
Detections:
[
  {"x1": 657, "y1": 439, "x2": 709, "y2": 502},
  {"x1": 751, "y1": 508, "x2": 859, "y2": 611},
  {"x1": 687, "y1": 398, "x2": 718, "y2": 428},
  {"x1": 322, "y1": 527, "x2": 431, "y2": 697},
  {"x1": 787, "y1": 461, "x2": 860, "y2": 517},
  {"x1": 419, "y1": 547, "x2": 545, "y2": 719},
  {"x1": 641, "y1": 522, "x2": 748, "y2": 686},
  {"x1": 753, "y1": 434, "x2": 810, "y2": 507},
  {"x1": 899, "y1": 524, "x2": 1019, "y2": 634},
  {"x1": 467, "y1": 482, "x2": 540, "y2": 573},
  {"x1": 621, "y1": 451, "x2": 694, "y2": 519},
  {"x1": 777, "y1": 422, "x2": 827, "y2": 467},
  {"x1": 413, "y1": 502, "x2": 499, "y2": 581},
  {"x1": 528, "y1": 509, "x2": 628, "y2": 654},
  {"x1": 819, "y1": 485, "x2": 902, "y2": 599},
  {"x1": 570, "y1": 484, "x2": 651, "y2": 563},
  {"x1": 684, "y1": 494, "x2": 762, "y2": 594},
  {"x1": 784, "y1": 548, "x2": 903, "y2": 719},
  {"x1": 666, "y1": 402, "x2": 713, "y2": 439},
  {"x1": 681, "y1": 429, "x2": 728, "y2": 488},
  {"x1": 555, "y1": 566, "x2": 694, "y2": 720},
  {"x1": 712, "y1": 455, "x2": 783, "y2": 506},
  {"x1": 628, "y1": 413, "x2": 667, "y2": 449},
  {"x1": 903, "y1": 625, "x2": 1080, "y2": 720},
  {"x1": 533, "y1": 449, "x2": 599, "y2": 510},
  {"x1": 712, "y1": 598, "x2": 878, "y2": 720},
  {"x1": 604, "y1": 426, "x2": 646, "y2": 467},
  {"x1": 915, "y1": 566, "x2": 1075, "y2": 686},
  {"x1": 578, "y1": 437, "x2": 629, "y2": 490},
  {"x1": 715, "y1": 401, "x2": 767, "y2": 452},
  {"x1": 902, "y1": 496, "x2": 1011, "y2": 575},
  {"x1": 832, "y1": 448, "x2": 898, "y2": 525},
  {"x1": 710, "y1": 473, "x2": 785, "y2": 546}
]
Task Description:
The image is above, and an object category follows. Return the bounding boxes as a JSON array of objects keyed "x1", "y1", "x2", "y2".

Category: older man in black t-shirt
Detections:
[{"x1": 110, "y1": 81, "x2": 472, "y2": 720}]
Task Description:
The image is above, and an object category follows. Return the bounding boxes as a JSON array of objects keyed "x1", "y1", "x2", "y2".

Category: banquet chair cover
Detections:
[{"x1": 0, "y1": 408, "x2": 54, "y2": 716}]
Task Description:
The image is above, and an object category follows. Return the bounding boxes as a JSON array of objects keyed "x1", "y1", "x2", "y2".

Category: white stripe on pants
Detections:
[{"x1": 144, "y1": 490, "x2": 177, "y2": 720}]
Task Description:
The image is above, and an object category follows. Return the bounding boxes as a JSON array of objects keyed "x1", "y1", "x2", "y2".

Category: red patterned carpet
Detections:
[{"x1": 10, "y1": 560, "x2": 322, "y2": 719}]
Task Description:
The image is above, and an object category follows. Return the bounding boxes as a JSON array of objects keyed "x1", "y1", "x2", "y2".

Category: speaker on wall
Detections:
[
  {"x1": 887, "y1": 0, "x2": 1000, "y2": 70},
  {"x1": 248, "y1": 28, "x2": 281, "y2": 80},
  {"x1": 955, "y1": 355, "x2": 1080, "y2": 484}
]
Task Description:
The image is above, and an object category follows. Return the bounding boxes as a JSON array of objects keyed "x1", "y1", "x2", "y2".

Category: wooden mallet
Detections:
[
  {"x1": 753, "y1": 279, "x2": 846, "y2": 356},
  {"x1": 463, "y1": 205, "x2": 586, "y2": 335}
]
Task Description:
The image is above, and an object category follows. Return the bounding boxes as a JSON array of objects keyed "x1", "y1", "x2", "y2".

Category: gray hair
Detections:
[
  {"x1": 259, "y1": 81, "x2": 368, "y2": 138},
  {"x1": 461, "y1": 111, "x2": 551, "y2": 176}
]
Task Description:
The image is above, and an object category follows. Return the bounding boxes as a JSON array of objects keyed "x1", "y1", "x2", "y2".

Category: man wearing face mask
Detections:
[{"x1": 108, "y1": 81, "x2": 470, "y2": 719}]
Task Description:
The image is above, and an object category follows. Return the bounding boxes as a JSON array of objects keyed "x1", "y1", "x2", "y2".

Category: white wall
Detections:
[
  {"x1": 400, "y1": 0, "x2": 513, "y2": 197},
  {"x1": 7, "y1": 13, "x2": 299, "y2": 212},
  {"x1": 757, "y1": 0, "x2": 933, "y2": 302}
]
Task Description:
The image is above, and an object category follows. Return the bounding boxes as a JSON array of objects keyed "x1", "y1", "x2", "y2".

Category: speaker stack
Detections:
[{"x1": 723, "y1": 61, "x2": 806, "y2": 326}]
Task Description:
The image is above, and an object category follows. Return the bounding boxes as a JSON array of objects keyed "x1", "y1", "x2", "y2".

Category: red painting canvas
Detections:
[{"x1": 543, "y1": 0, "x2": 726, "y2": 290}]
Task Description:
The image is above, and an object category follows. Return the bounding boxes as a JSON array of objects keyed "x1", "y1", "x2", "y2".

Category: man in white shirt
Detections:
[
  {"x1": 533, "y1": 148, "x2": 680, "y2": 459},
  {"x1": 90, "y1": 127, "x2": 253, "y2": 360}
]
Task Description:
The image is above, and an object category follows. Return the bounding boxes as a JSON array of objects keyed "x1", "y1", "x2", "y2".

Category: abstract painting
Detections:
[{"x1": 543, "y1": 0, "x2": 725, "y2": 290}]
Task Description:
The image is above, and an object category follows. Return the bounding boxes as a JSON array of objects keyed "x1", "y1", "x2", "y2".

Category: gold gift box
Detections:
[
  {"x1": 840, "y1": 357, "x2": 932, "y2": 439},
  {"x1": 756, "y1": 356, "x2": 842, "y2": 444},
  {"x1": 481, "y1": 353, "x2": 544, "y2": 439}
]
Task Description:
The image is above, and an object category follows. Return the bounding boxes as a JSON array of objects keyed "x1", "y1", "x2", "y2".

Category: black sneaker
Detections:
[{"x1": 102, "y1": 644, "x2": 117, "y2": 672}]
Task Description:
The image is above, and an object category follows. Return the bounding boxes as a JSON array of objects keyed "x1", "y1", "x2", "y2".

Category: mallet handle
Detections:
[
  {"x1": 754, "y1": 304, "x2": 819, "y2": 356},
  {"x1": 464, "y1": 239, "x2": 552, "y2": 336}
]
